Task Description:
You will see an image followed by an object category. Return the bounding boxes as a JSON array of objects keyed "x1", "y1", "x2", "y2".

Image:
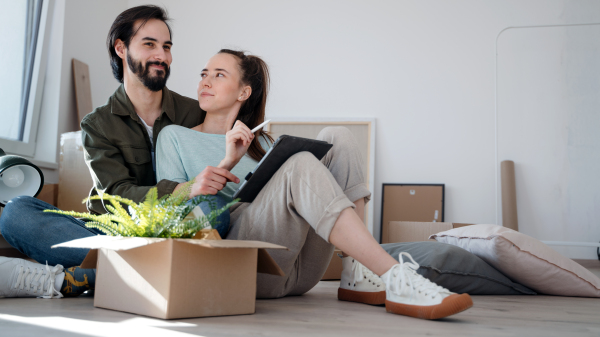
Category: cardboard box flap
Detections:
[
  {"x1": 79, "y1": 249, "x2": 98, "y2": 269},
  {"x1": 388, "y1": 221, "x2": 453, "y2": 243},
  {"x1": 452, "y1": 223, "x2": 476, "y2": 228},
  {"x1": 387, "y1": 221, "x2": 478, "y2": 243},
  {"x1": 257, "y1": 248, "x2": 285, "y2": 276},
  {"x1": 52, "y1": 235, "x2": 287, "y2": 250},
  {"x1": 175, "y1": 239, "x2": 287, "y2": 250},
  {"x1": 55, "y1": 236, "x2": 288, "y2": 275},
  {"x1": 52, "y1": 235, "x2": 165, "y2": 250},
  {"x1": 53, "y1": 236, "x2": 288, "y2": 251},
  {"x1": 78, "y1": 247, "x2": 285, "y2": 276}
]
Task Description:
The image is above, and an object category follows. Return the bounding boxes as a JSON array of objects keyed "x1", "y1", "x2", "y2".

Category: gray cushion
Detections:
[{"x1": 381, "y1": 241, "x2": 536, "y2": 295}]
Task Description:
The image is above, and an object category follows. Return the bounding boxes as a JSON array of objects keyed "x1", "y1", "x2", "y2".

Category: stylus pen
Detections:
[{"x1": 251, "y1": 119, "x2": 271, "y2": 133}]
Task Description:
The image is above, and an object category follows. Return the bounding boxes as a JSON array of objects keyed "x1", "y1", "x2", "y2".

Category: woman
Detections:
[{"x1": 156, "y1": 49, "x2": 472, "y2": 320}]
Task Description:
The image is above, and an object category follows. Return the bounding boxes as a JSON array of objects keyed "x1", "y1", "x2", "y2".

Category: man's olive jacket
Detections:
[{"x1": 80, "y1": 84, "x2": 204, "y2": 214}]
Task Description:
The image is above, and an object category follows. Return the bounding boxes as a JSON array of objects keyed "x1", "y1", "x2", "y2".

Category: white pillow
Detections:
[{"x1": 430, "y1": 224, "x2": 600, "y2": 297}]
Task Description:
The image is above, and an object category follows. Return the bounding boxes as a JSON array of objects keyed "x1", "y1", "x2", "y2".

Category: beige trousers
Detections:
[{"x1": 226, "y1": 127, "x2": 371, "y2": 298}]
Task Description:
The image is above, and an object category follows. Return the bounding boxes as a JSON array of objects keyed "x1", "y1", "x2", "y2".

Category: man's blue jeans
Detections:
[
  {"x1": 0, "y1": 195, "x2": 231, "y2": 268},
  {"x1": 0, "y1": 196, "x2": 103, "y2": 268}
]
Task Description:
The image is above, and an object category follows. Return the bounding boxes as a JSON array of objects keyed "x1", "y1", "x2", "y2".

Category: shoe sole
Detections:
[
  {"x1": 338, "y1": 288, "x2": 386, "y2": 305},
  {"x1": 385, "y1": 293, "x2": 473, "y2": 320}
]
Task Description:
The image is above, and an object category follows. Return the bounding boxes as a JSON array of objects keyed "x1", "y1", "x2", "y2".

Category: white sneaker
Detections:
[
  {"x1": 0, "y1": 257, "x2": 65, "y2": 299},
  {"x1": 381, "y1": 252, "x2": 472, "y2": 320},
  {"x1": 338, "y1": 256, "x2": 386, "y2": 305}
]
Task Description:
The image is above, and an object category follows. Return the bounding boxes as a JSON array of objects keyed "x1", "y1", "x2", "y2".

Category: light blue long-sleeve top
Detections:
[{"x1": 155, "y1": 125, "x2": 271, "y2": 202}]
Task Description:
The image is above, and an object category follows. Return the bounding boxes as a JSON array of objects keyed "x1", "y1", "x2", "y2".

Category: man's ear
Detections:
[
  {"x1": 114, "y1": 39, "x2": 126, "y2": 59},
  {"x1": 238, "y1": 86, "x2": 252, "y2": 102}
]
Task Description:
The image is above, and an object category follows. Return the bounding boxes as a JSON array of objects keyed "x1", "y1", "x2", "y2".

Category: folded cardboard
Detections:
[
  {"x1": 36, "y1": 184, "x2": 58, "y2": 206},
  {"x1": 321, "y1": 249, "x2": 343, "y2": 280},
  {"x1": 53, "y1": 236, "x2": 287, "y2": 319},
  {"x1": 381, "y1": 184, "x2": 444, "y2": 243},
  {"x1": 58, "y1": 131, "x2": 93, "y2": 212},
  {"x1": 0, "y1": 234, "x2": 29, "y2": 259},
  {"x1": 387, "y1": 221, "x2": 474, "y2": 243}
]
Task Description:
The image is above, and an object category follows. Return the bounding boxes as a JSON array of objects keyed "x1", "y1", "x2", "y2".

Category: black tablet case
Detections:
[{"x1": 232, "y1": 135, "x2": 333, "y2": 203}]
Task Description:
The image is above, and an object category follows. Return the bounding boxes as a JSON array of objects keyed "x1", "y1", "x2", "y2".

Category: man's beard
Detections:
[{"x1": 127, "y1": 52, "x2": 170, "y2": 92}]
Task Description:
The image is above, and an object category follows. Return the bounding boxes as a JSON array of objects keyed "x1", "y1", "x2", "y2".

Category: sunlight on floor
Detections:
[{"x1": 0, "y1": 314, "x2": 199, "y2": 337}]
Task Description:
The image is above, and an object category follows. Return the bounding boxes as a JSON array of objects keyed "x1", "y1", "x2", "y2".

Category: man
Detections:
[{"x1": 0, "y1": 5, "x2": 203, "y2": 299}]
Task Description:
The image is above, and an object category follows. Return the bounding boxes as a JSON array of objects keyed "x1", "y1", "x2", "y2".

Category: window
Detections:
[{"x1": 0, "y1": 0, "x2": 52, "y2": 157}]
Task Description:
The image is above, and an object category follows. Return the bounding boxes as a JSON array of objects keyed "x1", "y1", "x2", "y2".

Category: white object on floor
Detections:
[{"x1": 0, "y1": 257, "x2": 64, "y2": 299}]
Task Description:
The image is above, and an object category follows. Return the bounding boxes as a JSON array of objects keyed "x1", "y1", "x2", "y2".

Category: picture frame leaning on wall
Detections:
[{"x1": 265, "y1": 118, "x2": 376, "y2": 236}]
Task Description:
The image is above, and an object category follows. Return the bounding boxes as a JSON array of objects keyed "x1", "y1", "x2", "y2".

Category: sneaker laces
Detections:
[
  {"x1": 13, "y1": 262, "x2": 64, "y2": 299},
  {"x1": 384, "y1": 252, "x2": 448, "y2": 300},
  {"x1": 352, "y1": 259, "x2": 384, "y2": 287}
]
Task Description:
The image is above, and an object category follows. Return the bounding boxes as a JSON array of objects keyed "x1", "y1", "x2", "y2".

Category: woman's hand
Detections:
[
  {"x1": 179, "y1": 166, "x2": 240, "y2": 198},
  {"x1": 220, "y1": 120, "x2": 254, "y2": 170}
]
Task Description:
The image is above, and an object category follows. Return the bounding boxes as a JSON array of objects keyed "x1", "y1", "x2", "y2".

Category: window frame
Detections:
[{"x1": 0, "y1": 0, "x2": 53, "y2": 158}]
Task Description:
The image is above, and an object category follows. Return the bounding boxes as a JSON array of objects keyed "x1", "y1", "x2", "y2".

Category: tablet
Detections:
[{"x1": 232, "y1": 135, "x2": 333, "y2": 203}]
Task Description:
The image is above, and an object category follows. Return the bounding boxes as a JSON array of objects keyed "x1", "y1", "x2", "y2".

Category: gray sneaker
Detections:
[{"x1": 0, "y1": 257, "x2": 64, "y2": 298}]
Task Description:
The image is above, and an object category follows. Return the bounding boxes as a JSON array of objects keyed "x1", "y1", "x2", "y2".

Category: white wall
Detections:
[
  {"x1": 497, "y1": 24, "x2": 600, "y2": 259},
  {"x1": 38, "y1": 0, "x2": 600, "y2": 258}
]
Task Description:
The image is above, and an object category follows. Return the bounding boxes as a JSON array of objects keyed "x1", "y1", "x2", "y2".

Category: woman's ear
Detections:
[
  {"x1": 238, "y1": 86, "x2": 252, "y2": 101},
  {"x1": 115, "y1": 39, "x2": 126, "y2": 59}
]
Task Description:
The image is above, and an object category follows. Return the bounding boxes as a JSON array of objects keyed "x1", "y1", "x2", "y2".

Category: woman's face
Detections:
[{"x1": 198, "y1": 53, "x2": 249, "y2": 113}]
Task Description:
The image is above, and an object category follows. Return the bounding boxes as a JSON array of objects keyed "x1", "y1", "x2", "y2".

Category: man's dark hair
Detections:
[{"x1": 106, "y1": 5, "x2": 172, "y2": 83}]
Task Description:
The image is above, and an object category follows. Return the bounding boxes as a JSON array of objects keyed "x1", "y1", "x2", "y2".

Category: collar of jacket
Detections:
[{"x1": 110, "y1": 84, "x2": 176, "y2": 122}]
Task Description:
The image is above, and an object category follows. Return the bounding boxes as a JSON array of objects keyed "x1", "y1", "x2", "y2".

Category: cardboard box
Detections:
[
  {"x1": 0, "y1": 234, "x2": 29, "y2": 259},
  {"x1": 58, "y1": 131, "x2": 93, "y2": 212},
  {"x1": 36, "y1": 184, "x2": 58, "y2": 206},
  {"x1": 0, "y1": 234, "x2": 10, "y2": 249},
  {"x1": 321, "y1": 249, "x2": 343, "y2": 280},
  {"x1": 53, "y1": 236, "x2": 287, "y2": 319},
  {"x1": 381, "y1": 184, "x2": 444, "y2": 243},
  {"x1": 387, "y1": 221, "x2": 474, "y2": 243}
]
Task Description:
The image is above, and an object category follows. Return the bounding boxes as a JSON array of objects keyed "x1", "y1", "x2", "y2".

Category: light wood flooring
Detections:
[{"x1": 0, "y1": 261, "x2": 599, "y2": 337}]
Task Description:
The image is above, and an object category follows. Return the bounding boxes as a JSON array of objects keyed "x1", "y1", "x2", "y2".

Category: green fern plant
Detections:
[{"x1": 44, "y1": 180, "x2": 238, "y2": 238}]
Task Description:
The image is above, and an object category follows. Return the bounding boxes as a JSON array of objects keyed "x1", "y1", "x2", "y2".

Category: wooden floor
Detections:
[{"x1": 1, "y1": 261, "x2": 599, "y2": 337}]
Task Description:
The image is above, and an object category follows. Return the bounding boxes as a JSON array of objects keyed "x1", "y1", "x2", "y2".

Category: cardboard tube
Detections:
[{"x1": 501, "y1": 160, "x2": 519, "y2": 231}]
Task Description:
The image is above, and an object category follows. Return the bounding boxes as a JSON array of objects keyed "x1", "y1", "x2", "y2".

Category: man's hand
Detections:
[{"x1": 175, "y1": 166, "x2": 240, "y2": 198}]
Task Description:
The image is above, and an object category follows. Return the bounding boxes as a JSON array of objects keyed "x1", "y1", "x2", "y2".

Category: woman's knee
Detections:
[
  {"x1": 317, "y1": 127, "x2": 359, "y2": 155},
  {"x1": 316, "y1": 126, "x2": 354, "y2": 144},
  {"x1": 283, "y1": 151, "x2": 322, "y2": 172}
]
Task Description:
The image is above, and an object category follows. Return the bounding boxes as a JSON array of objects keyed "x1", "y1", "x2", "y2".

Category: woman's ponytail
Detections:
[{"x1": 218, "y1": 49, "x2": 273, "y2": 161}]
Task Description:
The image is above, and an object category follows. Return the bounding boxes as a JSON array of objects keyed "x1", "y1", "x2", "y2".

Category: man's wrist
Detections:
[
  {"x1": 174, "y1": 181, "x2": 195, "y2": 199},
  {"x1": 157, "y1": 179, "x2": 181, "y2": 198}
]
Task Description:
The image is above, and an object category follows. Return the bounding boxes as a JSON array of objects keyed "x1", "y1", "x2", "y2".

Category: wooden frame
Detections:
[{"x1": 265, "y1": 117, "x2": 376, "y2": 235}]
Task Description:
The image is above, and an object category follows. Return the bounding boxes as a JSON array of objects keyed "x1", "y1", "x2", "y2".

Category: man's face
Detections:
[{"x1": 123, "y1": 19, "x2": 172, "y2": 91}]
